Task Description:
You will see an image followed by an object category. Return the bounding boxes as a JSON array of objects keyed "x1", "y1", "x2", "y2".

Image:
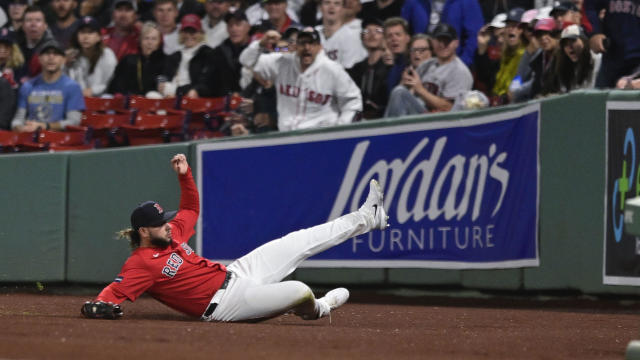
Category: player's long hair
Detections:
[{"x1": 116, "y1": 228, "x2": 141, "y2": 250}]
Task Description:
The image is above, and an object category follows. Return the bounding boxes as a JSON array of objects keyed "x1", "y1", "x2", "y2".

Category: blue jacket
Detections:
[
  {"x1": 402, "y1": 0, "x2": 430, "y2": 34},
  {"x1": 585, "y1": 0, "x2": 640, "y2": 61},
  {"x1": 439, "y1": 0, "x2": 485, "y2": 67}
]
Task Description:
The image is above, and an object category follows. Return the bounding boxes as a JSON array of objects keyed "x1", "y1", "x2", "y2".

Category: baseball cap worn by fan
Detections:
[
  {"x1": 534, "y1": 18, "x2": 557, "y2": 32},
  {"x1": 180, "y1": 14, "x2": 203, "y2": 32},
  {"x1": 506, "y1": 7, "x2": 525, "y2": 23},
  {"x1": 130, "y1": 201, "x2": 177, "y2": 231},
  {"x1": 431, "y1": 23, "x2": 458, "y2": 40},
  {"x1": 488, "y1": 13, "x2": 506, "y2": 29},
  {"x1": 0, "y1": 28, "x2": 14, "y2": 45},
  {"x1": 39, "y1": 40, "x2": 65, "y2": 55},
  {"x1": 550, "y1": 1, "x2": 578, "y2": 16},
  {"x1": 561, "y1": 24, "x2": 584, "y2": 40},
  {"x1": 297, "y1": 28, "x2": 321, "y2": 43},
  {"x1": 78, "y1": 16, "x2": 101, "y2": 32}
]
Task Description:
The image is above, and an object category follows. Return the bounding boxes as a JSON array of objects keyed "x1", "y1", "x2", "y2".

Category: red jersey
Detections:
[
  {"x1": 101, "y1": 26, "x2": 140, "y2": 61},
  {"x1": 96, "y1": 168, "x2": 227, "y2": 317}
]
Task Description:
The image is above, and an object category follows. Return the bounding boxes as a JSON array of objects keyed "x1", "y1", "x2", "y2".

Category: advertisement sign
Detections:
[
  {"x1": 604, "y1": 102, "x2": 640, "y2": 285},
  {"x1": 197, "y1": 104, "x2": 540, "y2": 269}
]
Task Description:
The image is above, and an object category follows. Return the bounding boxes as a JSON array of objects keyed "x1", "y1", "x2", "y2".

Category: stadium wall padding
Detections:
[
  {"x1": 2, "y1": 91, "x2": 640, "y2": 295},
  {"x1": 0, "y1": 153, "x2": 67, "y2": 281}
]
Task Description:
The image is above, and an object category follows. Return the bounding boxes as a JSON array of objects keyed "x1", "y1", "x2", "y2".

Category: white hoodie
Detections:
[{"x1": 253, "y1": 49, "x2": 362, "y2": 131}]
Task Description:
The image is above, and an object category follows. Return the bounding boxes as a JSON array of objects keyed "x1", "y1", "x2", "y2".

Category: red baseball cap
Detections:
[
  {"x1": 180, "y1": 14, "x2": 202, "y2": 32},
  {"x1": 534, "y1": 17, "x2": 556, "y2": 32}
]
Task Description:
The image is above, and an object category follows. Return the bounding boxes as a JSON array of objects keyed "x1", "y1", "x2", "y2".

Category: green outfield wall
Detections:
[{"x1": 1, "y1": 90, "x2": 640, "y2": 296}]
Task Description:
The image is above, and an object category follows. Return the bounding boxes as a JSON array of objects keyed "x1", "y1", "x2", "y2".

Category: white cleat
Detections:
[
  {"x1": 321, "y1": 287, "x2": 350, "y2": 311},
  {"x1": 359, "y1": 179, "x2": 389, "y2": 230}
]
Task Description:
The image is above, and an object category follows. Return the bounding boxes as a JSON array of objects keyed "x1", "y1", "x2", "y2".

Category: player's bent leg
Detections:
[
  {"x1": 227, "y1": 180, "x2": 388, "y2": 285},
  {"x1": 210, "y1": 279, "x2": 333, "y2": 322}
]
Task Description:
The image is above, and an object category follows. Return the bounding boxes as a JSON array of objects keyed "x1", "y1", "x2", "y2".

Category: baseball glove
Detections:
[{"x1": 81, "y1": 301, "x2": 123, "y2": 319}]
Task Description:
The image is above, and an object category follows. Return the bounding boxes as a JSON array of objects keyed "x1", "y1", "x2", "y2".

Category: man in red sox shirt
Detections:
[
  {"x1": 81, "y1": 153, "x2": 389, "y2": 322},
  {"x1": 251, "y1": 27, "x2": 363, "y2": 131}
]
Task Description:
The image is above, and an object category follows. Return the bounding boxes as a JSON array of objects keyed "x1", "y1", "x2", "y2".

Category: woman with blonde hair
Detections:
[
  {"x1": 0, "y1": 28, "x2": 26, "y2": 87},
  {"x1": 161, "y1": 14, "x2": 216, "y2": 98},
  {"x1": 109, "y1": 22, "x2": 172, "y2": 96}
]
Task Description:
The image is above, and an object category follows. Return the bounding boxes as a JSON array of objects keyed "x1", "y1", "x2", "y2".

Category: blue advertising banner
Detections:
[{"x1": 196, "y1": 104, "x2": 540, "y2": 269}]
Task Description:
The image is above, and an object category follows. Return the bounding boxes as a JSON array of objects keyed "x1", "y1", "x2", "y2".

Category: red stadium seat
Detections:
[
  {"x1": 128, "y1": 96, "x2": 177, "y2": 112},
  {"x1": 179, "y1": 95, "x2": 243, "y2": 139},
  {"x1": 120, "y1": 112, "x2": 186, "y2": 146},
  {"x1": 84, "y1": 96, "x2": 127, "y2": 112},
  {"x1": 69, "y1": 112, "x2": 134, "y2": 147},
  {"x1": 0, "y1": 130, "x2": 44, "y2": 152},
  {"x1": 36, "y1": 129, "x2": 93, "y2": 151}
]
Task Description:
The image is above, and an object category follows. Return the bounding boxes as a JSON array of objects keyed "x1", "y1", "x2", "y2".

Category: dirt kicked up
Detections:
[{"x1": 0, "y1": 290, "x2": 638, "y2": 359}]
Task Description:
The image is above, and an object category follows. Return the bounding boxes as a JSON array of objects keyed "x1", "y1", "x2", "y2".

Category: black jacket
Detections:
[
  {"x1": 348, "y1": 57, "x2": 390, "y2": 120},
  {"x1": 166, "y1": 44, "x2": 217, "y2": 97},
  {"x1": 108, "y1": 49, "x2": 170, "y2": 96},
  {"x1": 210, "y1": 39, "x2": 248, "y2": 97}
]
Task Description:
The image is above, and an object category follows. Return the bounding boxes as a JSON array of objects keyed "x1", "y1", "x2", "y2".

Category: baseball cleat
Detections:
[
  {"x1": 359, "y1": 179, "x2": 389, "y2": 230},
  {"x1": 316, "y1": 287, "x2": 350, "y2": 319},
  {"x1": 321, "y1": 287, "x2": 350, "y2": 311}
]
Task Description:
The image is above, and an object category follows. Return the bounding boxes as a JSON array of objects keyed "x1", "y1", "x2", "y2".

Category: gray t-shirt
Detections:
[{"x1": 416, "y1": 56, "x2": 473, "y2": 108}]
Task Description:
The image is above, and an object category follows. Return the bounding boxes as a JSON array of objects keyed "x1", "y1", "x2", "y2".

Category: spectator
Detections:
[
  {"x1": 102, "y1": 0, "x2": 140, "y2": 61},
  {"x1": 529, "y1": 17, "x2": 560, "y2": 98},
  {"x1": 251, "y1": 28, "x2": 362, "y2": 131},
  {"x1": 510, "y1": 8, "x2": 541, "y2": 102},
  {"x1": 315, "y1": 0, "x2": 366, "y2": 69},
  {"x1": 79, "y1": 0, "x2": 114, "y2": 29},
  {"x1": 360, "y1": 0, "x2": 428, "y2": 35},
  {"x1": 0, "y1": 76, "x2": 15, "y2": 129},
  {"x1": 66, "y1": 16, "x2": 117, "y2": 97},
  {"x1": 108, "y1": 22, "x2": 172, "y2": 96},
  {"x1": 252, "y1": 0, "x2": 300, "y2": 34},
  {"x1": 162, "y1": 14, "x2": 216, "y2": 98},
  {"x1": 202, "y1": 0, "x2": 231, "y2": 49},
  {"x1": 543, "y1": 23, "x2": 600, "y2": 94},
  {"x1": 407, "y1": 33, "x2": 432, "y2": 68},
  {"x1": 549, "y1": 1, "x2": 580, "y2": 29},
  {"x1": 385, "y1": 23, "x2": 472, "y2": 116},
  {"x1": 177, "y1": 0, "x2": 206, "y2": 22},
  {"x1": 473, "y1": 13, "x2": 506, "y2": 97},
  {"x1": 153, "y1": 0, "x2": 182, "y2": 55},
  {"x1": 246, "y1": 0, "x2": 300, "y2": 29},
  {"x1": 0, "y1": 27, "x2": 25, "y2": 86},
  {"x1": 491, "y1": 7, "x2": 526, "y2": 105},
  {"x1": 383, "y1": 17, "x2": 411, "y2": 93},
  {"x1": 17, "y1": 6, "x2": 54, "y2": 78},
  {"x1": 586, "y1": 0, "x2": 640, "y2": 88},
  {"x1": 436, "y1": 0, "x2": 485, "y2": 68},
  {"x1": 343, "y1": 0, "x2": 361, "y2": 27},
  {"x1": 11, "y1": 40, "x2": 85, "y2": 132},
  {"x1": 1, "y1": 0, "x2": 28, "y2": 37},
  {"x1": 210, "y1": 10, "x2": 252, "y2": 97},
  {"x1": 48, "y1": 0, "x2": 81, "y2": 49},
  {"x1": 348, "y1": 17, "x2": 391, "y2": 119}
]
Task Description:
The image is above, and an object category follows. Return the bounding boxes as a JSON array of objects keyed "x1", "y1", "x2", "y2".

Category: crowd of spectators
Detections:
[{"x1": 0, "y1": 0, "x2": 639, "y2": 147}]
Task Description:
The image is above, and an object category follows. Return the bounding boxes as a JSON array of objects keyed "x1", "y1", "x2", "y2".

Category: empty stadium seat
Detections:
[
  {"x1": 128, "y1": 96, "x2": 178, "y2": 112},
  {"x1": 84, "y1": 96, "x2": 128, "y2": 113},
  {"x1": 120, "y1": 112, "x2": 186, "y2": 146}
]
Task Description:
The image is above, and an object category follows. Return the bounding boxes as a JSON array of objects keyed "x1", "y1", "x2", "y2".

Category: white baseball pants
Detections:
[{"x1": 206, "y1": 211, "x2": 370, "y2": 322}]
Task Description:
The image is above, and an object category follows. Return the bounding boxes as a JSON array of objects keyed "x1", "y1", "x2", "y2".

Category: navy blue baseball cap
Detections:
[
  {"x1": 131, "y1": 201, "x2": 177, "y2": 230},
  {"x1": 0, "y1": 28, "x2": 14, "y2": 45}
]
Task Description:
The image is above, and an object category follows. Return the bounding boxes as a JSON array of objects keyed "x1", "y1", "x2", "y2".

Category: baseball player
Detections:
[
  {"x1": 251, "y1": 27, "x2": 363, "y2": 132},
  {"x1": 81, "y1": 154, "x2": 389, "y2": 322}
]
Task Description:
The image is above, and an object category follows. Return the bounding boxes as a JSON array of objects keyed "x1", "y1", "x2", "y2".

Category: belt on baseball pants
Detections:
[{"x1": 202, "y1": 270, "x2": 234, "y2": 319}]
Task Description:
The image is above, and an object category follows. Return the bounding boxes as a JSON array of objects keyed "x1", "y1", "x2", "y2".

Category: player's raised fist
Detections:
[{"x1": 171, "y1": 154, "x2": 189, "y2": 175}]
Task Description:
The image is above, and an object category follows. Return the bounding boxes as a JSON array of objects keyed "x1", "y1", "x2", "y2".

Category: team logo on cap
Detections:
[{"x1": 154, "y1": 203, "x2": 164, "y2": 213}]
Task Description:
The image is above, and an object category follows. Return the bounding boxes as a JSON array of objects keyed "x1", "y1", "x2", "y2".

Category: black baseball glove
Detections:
[{"x1": 81, "y1": 301, "x2": 123, "y2": 319}]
